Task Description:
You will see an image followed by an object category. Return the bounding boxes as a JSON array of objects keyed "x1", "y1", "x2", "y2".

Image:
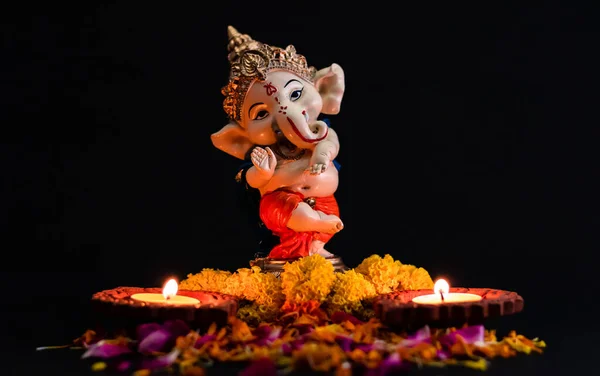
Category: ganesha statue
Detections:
[{"x1": 211, "y1": 26, "x2": 346, "y2": 265}]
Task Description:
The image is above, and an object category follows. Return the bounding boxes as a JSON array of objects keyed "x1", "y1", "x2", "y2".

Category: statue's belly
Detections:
[{"x1": 261, "y1": 159, "x2": 339, "y2": 198}]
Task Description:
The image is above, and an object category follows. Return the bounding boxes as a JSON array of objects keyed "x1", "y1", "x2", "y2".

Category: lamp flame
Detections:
[
  {"x1": 434, "y1": 278, "x2": 450, "y2": 296},
  {"x1": 162, "y1": 278, "x2": 178, "y2": 299}
]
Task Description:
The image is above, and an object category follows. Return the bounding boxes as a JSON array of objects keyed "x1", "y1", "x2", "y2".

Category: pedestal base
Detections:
[{"x1": 250, "y1": 255, "x2": 348, "y2": 277}]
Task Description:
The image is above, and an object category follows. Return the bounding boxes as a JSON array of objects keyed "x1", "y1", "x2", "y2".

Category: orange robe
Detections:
[{"x1": 259, "y1": 189, "x2": 339, "y2": 259}]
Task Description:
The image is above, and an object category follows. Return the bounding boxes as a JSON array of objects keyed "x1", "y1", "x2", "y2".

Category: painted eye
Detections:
[
  {"x1": 290, "y1": 88, "x2": 303, "y2": 101},
  {"x1": 254, "y1": 110, "x2": 269, "y2": 120}
]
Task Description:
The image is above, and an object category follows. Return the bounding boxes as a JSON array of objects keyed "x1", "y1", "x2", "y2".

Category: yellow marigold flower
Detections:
[
  {"x1": 237, "y1": 302, "x2": 281, "y2": 326},
  {"x1": 224, "y1": 266, "x2": 285, "y2": 307},
  {"x1": 397, "y1": 265, "x2": 434, "y2": 290},
  {"x1": 326, "y1": 269, "x2": 377, "y2": 313},
  {"x1": 355, "y1": 254, "x2": 403, "y2": 294},
  {"x1": 179, "y1": 268, "x2": 232, "y2": 293},
  {"x1": 281, "y1": 254, "x2": 336, "y2": 305}
]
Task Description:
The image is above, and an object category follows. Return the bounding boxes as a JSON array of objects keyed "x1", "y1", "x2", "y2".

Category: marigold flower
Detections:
[
  {"x1": 355, "y1": 254, "x2": 404, "y2": 294},
  {"x1": 179, "y1": 268, "x2": 232, "y2": 293},
  {"x1": 224, "y1": 266, "x2": 285, "y2": 307},
  {"x1": 326, "y1": 269, "x2": 377, "y2": 314},
  {"x1": 281, "y1": 254, "x2": 336, "y2": 305},
  {"x1": 396, "y1": 265, "x2": 434, "y2": 290}
]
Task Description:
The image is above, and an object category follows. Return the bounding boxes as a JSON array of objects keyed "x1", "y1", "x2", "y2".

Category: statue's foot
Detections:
[
  {"x1": 314, "y1": 211, "x2": 344, "y2": 234},
  {"x1": 309, "y1": 240, "x2": 334, "y2": 258}
]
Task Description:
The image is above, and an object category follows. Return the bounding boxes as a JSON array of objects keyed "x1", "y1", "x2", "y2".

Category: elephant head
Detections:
[{"x1": 211, "y1": 26, "x2": 345, "y2": 160}]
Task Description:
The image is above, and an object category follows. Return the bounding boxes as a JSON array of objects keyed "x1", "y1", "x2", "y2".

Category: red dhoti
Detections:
[{"x1": 259, "y1": 189, "x2": 340, "y2": 259}]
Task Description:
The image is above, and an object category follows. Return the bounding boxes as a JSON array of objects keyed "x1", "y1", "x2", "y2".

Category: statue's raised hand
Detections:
[
  {"x1": 250, "y1": 147, "x2": 277, "y2": 177},
  {"x1": 308, "y1": 150, "x2": 330, "y2": 175}
]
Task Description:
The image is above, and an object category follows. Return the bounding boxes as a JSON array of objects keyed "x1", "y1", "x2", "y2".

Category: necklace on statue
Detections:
[{"x1": 272, "y1": 144, "x2": 306, "y2": 161}]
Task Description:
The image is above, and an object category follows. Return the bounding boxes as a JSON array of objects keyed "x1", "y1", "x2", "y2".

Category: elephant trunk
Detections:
[{"x1": 279, "y1": 113, "x2": 329, "y2": 149}]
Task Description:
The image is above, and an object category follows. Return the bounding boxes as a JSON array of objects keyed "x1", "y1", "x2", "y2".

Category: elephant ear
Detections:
[
  {"x1": 211, "y1": 122, "x2": 253, "y2": 160},
  {"x1": 314, "y1": 63, "x2": 345, "y2": 115}
]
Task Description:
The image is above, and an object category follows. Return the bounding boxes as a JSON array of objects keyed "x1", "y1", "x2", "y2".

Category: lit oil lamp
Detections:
[
  {"x1": 412, "y1": 278, "x2": 483, "y2": 305},
  {"x1": 130, "y1": 278, "x2": 200, "y2": 305}
]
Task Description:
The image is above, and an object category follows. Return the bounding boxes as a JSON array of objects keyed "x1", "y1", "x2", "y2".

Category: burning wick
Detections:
[
  {"x1": 435, "y1": 278, "x2": 449, "y2": 302},
  {"x1": 162, "y1": 278, "x2": 178, "y2": 300}
]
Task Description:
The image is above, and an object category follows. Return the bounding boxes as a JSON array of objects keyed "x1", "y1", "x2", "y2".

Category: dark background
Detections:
[{"x1": 2, "y1": 1, "x2": 598, "y2": 374}]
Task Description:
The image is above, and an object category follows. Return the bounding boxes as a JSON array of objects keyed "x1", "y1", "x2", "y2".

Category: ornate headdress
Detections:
[{"x1": 222, "y1": 26, "x2": 317, "y2": 121}]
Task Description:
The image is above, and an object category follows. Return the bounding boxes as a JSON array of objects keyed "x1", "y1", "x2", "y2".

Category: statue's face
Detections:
[
  {"x1": 211, "y1": 63, "x2": 345, "y2": 161},
  {"x1": 240, "y1": 70, "x2": 328, "y2": 150}
]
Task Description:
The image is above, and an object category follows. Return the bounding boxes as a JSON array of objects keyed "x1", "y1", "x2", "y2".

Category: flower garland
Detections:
[{"x1": 179, "y1": 254, "x2": 435, "y2": 322}]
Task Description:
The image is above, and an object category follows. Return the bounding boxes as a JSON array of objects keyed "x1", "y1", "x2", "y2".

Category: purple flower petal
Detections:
[
  {"x1": 355, "y1": 343, "x2": 374, "y2": 353},
  {"x1": 138, "y1": 329, "x2": 171, "y2": 354},
  {"x1": 407, "y1": 325, "x2": 431, "y2": 341},
  {"x1": 141, "y1": 349, "x2": 180, "y2": 369},
  {"x1": 281, "y1": 343, "x2": 293, "y2": 356},
  {"x1": 437, "y1": 349, "x2": 451, "y2": 360},
  {"x1": 440, "y1": 325, "x2": 484, "y2": 346},
  {"x1": 116, "y1": 360, "x2": 131, "y2": 372},
  {"x1": 335, "y1": 334, "x2": 353, "y2": 352},
  {"x1": 136, "y1": 323, "x2": 162, "y2": 342},
  {"x1": 252, "y1": 325, "x2": 282, "y2": 346},
  {"x1": 291, "y1": 324, "x2": 314, "y2": 335},
  {"x1": 239, "y1": 357, "x2": 277, "y2": 376},
  {"x1": 81, "y1": 341, "x2": 132, "y2": 359},
  {"x1": 397, "y1": 326, "x2": 432, "y2": 348},
  {"x1": 365, "y1": 352, "x2": 405, "y2": 376}
]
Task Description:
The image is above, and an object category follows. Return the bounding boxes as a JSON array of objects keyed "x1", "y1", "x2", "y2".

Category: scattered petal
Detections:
[
  {"x1": 141, "y1": 348, "x2": 180, "y2": 369},
  {"x1": 441, "y1": 325, "x2": 484, "y2": 346},
  {"x1": 82, "y1": 340, "x2": 132, "y2": 359},
  {"x1": 136, "y1": 323, "x2": 162, "y2": 342},
  {"x1": 116, "y1": 360, "x2": 131, "y2": 372},
  {"x1": 91, "y1": 361, "x2": 107, "y2": 371},
  {"x1": 138, "y1": 329, "x2": 171, "y2": 354}
]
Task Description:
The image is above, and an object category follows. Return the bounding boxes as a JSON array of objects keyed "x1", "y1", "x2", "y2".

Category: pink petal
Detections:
[
  {"x1": 441, "y1": 325, "x2": 484, "y2": 346},
  {"x1": 116, "y1": 360, "x2": 131, "y2": 372},
  {"x1": 138, "y1": 329, "x2": 171, "y2": 354},
  {"x1": 81, "y1": 341, "x2": 132, "y2": 359},
  {"x1": 407, "y1": 325, "x2": 431, "y2": 341},
  {"x1": 141, "y1": 349, "x2": 180, "y2": 369},
  {"x1": 335, "y1": 334, "x2": 353, "y2": 352},
  {"x1": 397, "y1": 326, "x2": 432, "y2": 348},
  {"x1": 136, "y1": 323, "x2": 162, "y2": 341},
  {"x1": 364, "y1": 352, "x2": 405, "y2": 376}
]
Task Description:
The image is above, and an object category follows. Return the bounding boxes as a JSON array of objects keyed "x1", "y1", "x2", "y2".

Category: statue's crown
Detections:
[{"x1": 222, "y1": 26, "x2": 316, "y2": 121}]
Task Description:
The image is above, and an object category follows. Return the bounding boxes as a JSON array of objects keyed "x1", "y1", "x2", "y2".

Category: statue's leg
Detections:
[
  {"x1": 287, "y1": 202, "x2": 344, "y2": 234},
  {"x1": 308, "y1": 240, "x2": 334, "y2": 257}
]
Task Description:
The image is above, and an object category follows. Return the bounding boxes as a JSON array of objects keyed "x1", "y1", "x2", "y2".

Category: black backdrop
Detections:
[{"x1": 2, "y1": 1, "x2": 598, "y2": 373}]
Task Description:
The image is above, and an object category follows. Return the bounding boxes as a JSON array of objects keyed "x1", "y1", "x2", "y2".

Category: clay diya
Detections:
[
  {"x1": 91, "y1": 279, "x2": 238, "y2": 333},
  {"x1": 374, "y1": 279, "x2": 524, "y2": 330}
]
